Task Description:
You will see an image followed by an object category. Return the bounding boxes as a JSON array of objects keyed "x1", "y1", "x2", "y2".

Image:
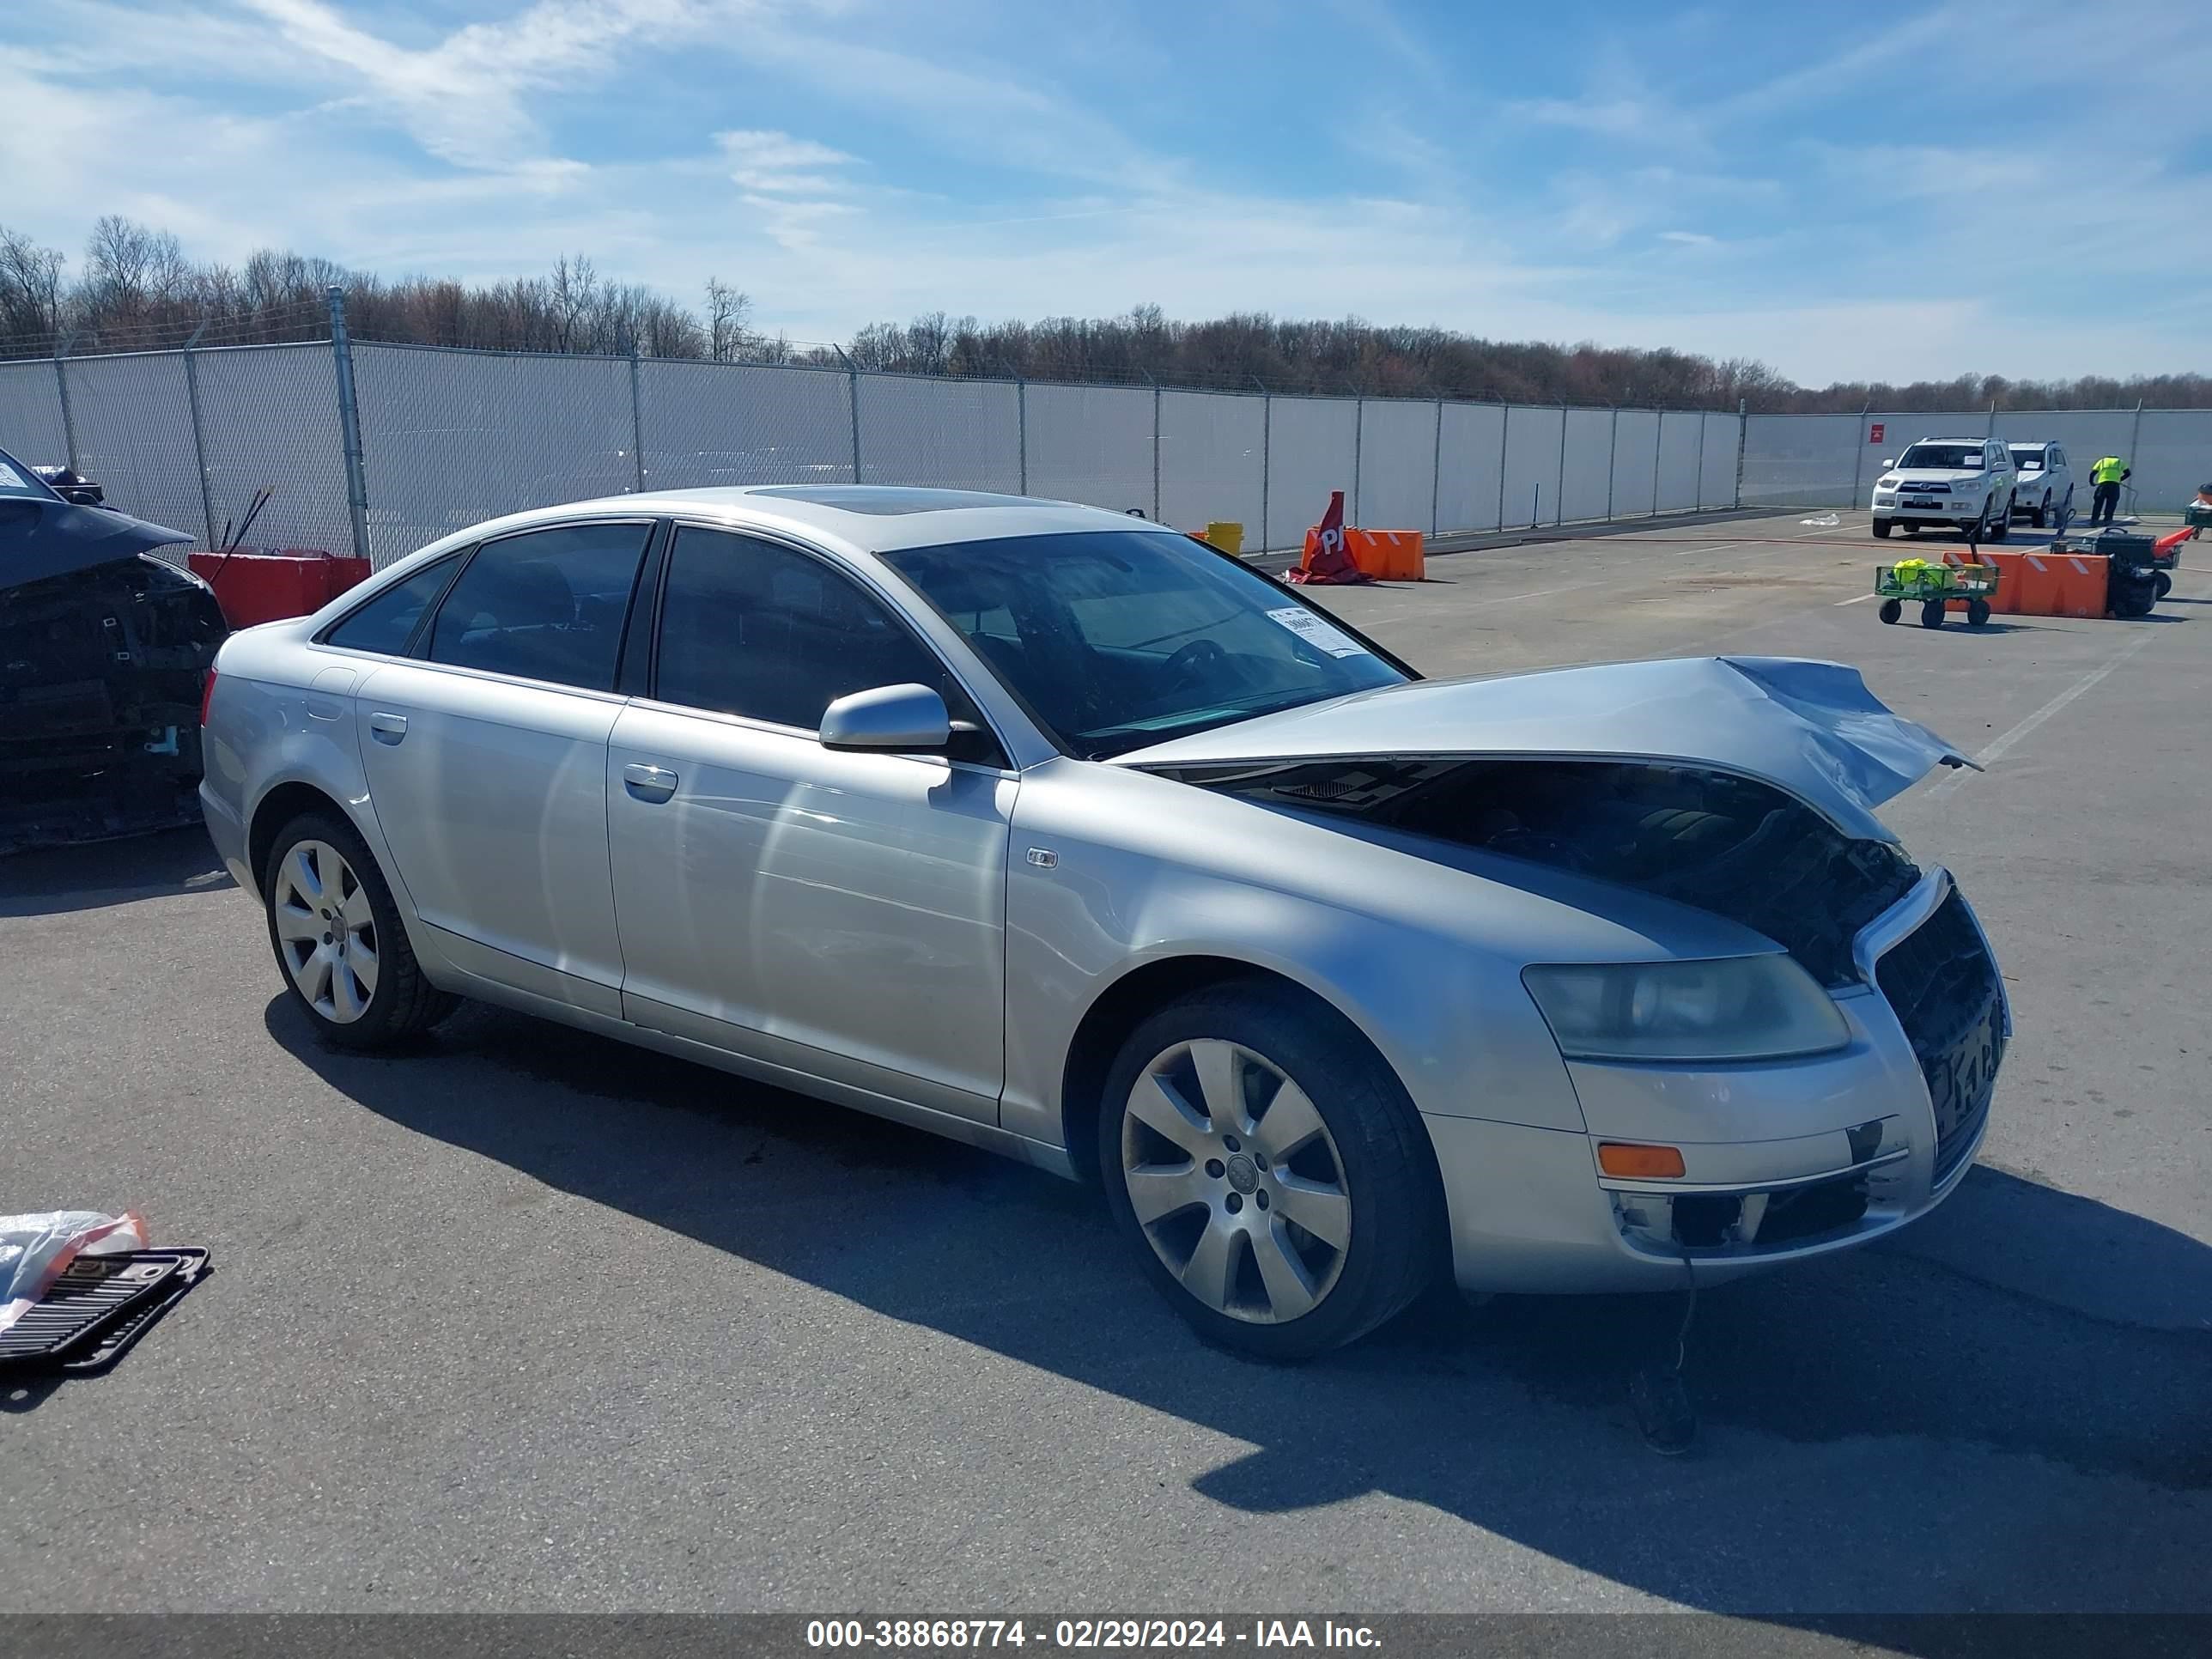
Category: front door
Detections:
[
  {"x1": 356, "y1": 519, "x2": 655, "y2": 1013},
  {"x1": 606, "y1": 525, "x2": 1013, "y2": 1121}
]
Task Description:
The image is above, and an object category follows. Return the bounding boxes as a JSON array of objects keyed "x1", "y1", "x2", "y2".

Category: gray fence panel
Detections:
[
  {"x1": 1701, "y1": 412, "x2": 1739, "y2": 508},
  {"x1": 1501, "y1": 405, "x2": 1563, "y2": 528},
  {"x1": 194, "y1": 344, "x2": 354, "y2": 558},
  {"x1": 1611, "y1": 410, "x2": 1660, "y2": 517},
  {"x1": 352, "y1": 344, "x2": 635, "y2": 565},
  {"x1": 1435, "y1": 403, "x2": 1504, "y2": 534},
  {"x1": 1024, "y1": 382, "x2": 1153, "y2": 514},
  {"x1": 2129, "y1": 410, "x2": 2212, "y2": 514},
  {"x1": 1741, "y1": 412, "x2": 1854, "y2": 507},
  {"x1": 1656, "y1": 411, "x2": 1704, "y2": 512},
  {"x1": 0, "y1": 360, "x2": 69, "y2": 465},
  {"x1": 641, "y1": 359, "x2": 853, "y2": 490},
  {"x1": 66, "y1": 352, "x2": 207, "y2": 550},
  {"x1": 1265, "y1": 398, "x2": 1358, "y2": 550},
  {"x1": 1158, "y1": 389, "x2": 1263, "y2": 538},
  {"x1": 1560, "y1": 408, "x2": 1613, "y2": 523},
  {"x1": 857, "y1": 374, "x2": 1018, "y2": 493},
  {"x1": 1355, "y1": 398, "x2": 1436, "y2": 530}
]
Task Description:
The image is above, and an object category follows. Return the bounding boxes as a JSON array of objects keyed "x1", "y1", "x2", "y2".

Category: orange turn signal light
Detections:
[{"x1": 1597, "y1": 1142, "x2": 1686, "y2": 1179}]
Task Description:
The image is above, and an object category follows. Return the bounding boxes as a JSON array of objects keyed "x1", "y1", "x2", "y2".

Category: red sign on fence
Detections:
[{"x1": 1869, "y1": 422, "x2": 1886, "y2": 444}]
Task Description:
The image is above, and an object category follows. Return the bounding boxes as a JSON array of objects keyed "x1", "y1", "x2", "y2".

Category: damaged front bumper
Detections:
[{"x1": 1430, "y1": 868, "x2": 2008, "y2": 1294}]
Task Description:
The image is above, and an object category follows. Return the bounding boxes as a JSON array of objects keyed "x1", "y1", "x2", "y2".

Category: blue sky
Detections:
[{"x1": 7, "y1": 0, "x2": 2208, "y2": 384}]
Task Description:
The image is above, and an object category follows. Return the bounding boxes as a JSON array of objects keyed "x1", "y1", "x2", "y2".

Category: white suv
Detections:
[
  {"x1": 2005, "y1": 441, "x2": 2073, "y2": 527},
  {"x1": 1870, "y1": 437, "x2": 2018, "y2": 541}
]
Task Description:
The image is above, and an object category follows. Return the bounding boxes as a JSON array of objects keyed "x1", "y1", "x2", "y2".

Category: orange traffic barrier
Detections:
[
  {"x1": 1346, "y1": 528, "x2": 1425, "y2": 580},
  {"x1": 1944, "y1": 550, "x2": 2062, "y2": 615},
  {"x1": 2049, "y1": 552, "x2": 2110, "y2": 618}
]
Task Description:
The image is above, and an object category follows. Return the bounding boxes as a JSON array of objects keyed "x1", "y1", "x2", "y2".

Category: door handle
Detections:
[
  {"x1": 368, "y1": 711, "x2": 407, "y2": 744},
  {"x1": 623, "y1": 762, "x2": 678, "y2": 803}
]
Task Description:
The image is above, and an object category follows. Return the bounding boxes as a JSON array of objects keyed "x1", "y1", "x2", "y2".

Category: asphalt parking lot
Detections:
[{"x1": 3, "y1": 507, "x2": 2209, "y2": 1626}]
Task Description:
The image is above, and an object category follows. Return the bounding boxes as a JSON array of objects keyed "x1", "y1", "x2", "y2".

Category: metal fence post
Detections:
[
  {"x1": 629, "y1": 344, "x2": 647, "y2": 493},
  {"x1": 1351, "y1": 390, "x2": 1364, "y2": 524},
  {"x1": 53, "y1": 332, "x2": 80, "y2": 474},
  {"x1": 1430, "y1": 396, "x2": 1443, "y2": 536},
  {"x1": 326, "y1": 286, "x2": 372, "y2": 566},
  {"x1": 1735, "y1": 398, "x2": 1747, "y2": 510},
  {"x1": 1606, "y1": 407, "x2": 1619, "y2": 520},
  {"x1": 1495, "y1": 406, "x2": 1510, "y2": 531},
  {"x1": 181, "y1": 322, "x2": 218, "y2": 550},
  {"x1": 1150, "y1": 375, "x2": 1162, "y2": 521},
  {"x1": 847, "y1": 361, "x2": 863, "y2": 483},
  {"x1": 1986, "y1": 399, "x2": 1997, "y2": 439},
  {"x1": 1553, "y1": 406, "x2": 1567, "y2": 526},
  {"x1": 1693, "y1": 405, "x2": 1708, "y2": 512},
  {"x1": 1850, "y1": 401, "x2": 1869, "y2": 509},
  {"x1": 2129, "y1": 398, "x2": 2144, "y2": 465},
  {"x1": 1016, "y1": 375, "x2": 1028, "y2": 495},
  {"x1": 1650, "y1": 405, "x2": 1662, "y2": 517},
  {"x1": 1255, "y1": 377, "x2": 1272, "y2": 553}
]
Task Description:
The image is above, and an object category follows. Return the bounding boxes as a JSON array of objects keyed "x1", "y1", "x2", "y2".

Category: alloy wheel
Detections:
[
  {"x1": 1120, "y1": 1038, "x2": 1352, "y2": 1324},
  {"x1": 271, "y1": 839, "x2": 380, "y2": 1023}
]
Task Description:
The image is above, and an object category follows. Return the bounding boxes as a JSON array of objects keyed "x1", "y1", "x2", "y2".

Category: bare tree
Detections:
[{"x1": 705, "y1": 276, "x2": 752, "y2": 362}]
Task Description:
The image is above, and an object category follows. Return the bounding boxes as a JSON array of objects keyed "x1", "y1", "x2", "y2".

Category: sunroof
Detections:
[{"x1": 749, "y1": 485, "x2": 1025, "y2": 515}]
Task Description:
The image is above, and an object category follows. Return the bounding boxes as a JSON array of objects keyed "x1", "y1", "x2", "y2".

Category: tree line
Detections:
[{"x1": 3, "y1": 217, "x2": 2203, "y2": 413}]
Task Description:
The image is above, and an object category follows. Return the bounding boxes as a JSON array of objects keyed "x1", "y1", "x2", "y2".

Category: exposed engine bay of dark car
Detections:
[{"x1": 1161, "y1": 756, "x2": 1921, "y2": 986}]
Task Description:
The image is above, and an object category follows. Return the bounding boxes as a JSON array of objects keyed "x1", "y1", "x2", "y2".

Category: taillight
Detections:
[{"x1": 199, "y1": 669, "x2": 218, "y2": 726}]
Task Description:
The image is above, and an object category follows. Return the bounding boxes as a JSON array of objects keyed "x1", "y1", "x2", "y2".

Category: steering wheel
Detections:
[{"x1": 1163, "y1": 638, "x2": 1227, "y2": 684}]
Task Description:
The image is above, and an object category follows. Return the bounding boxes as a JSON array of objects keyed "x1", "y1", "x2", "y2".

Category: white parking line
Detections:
[
  {"x1": 1929, "y1": 631, "x2": 2158, "y2": 796},
  {"x1": 1835, "y1": 592, "x2": 1878, "y2": 605}
]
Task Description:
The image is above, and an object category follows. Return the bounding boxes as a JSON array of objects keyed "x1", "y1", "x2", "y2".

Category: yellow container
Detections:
[{"x1": 1204, "y1": 520, "x2": 1244, "y2": 555}]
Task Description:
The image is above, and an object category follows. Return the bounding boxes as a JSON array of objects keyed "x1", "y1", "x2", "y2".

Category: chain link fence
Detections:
[{"x1": 1, "y1": 293, "x2": 1768, "y2": 570}]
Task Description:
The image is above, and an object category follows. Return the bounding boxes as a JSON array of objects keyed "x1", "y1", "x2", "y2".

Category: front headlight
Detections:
[{"x1": 1522, "y1": 957, "x2": 1850, "y2": 1062}]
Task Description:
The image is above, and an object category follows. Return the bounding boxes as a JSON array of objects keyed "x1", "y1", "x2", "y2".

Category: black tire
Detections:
[
  {"x1": 1967, "y1": 599, "x2": 1991, "y2": 628},
  {"x1": 1986, "y1": 496, "x2": 2011, "y2": 542},
  {"x1": 262, "y1": 810, "x2": 456, "y2": 1051},
  {"x1": 2154, "y1": 572, "x2": 2172, "y2": 600},
  {"x1": 1921, "y1": 599, "x2": 1946, "y2": 629},
  {"x1": 1871, "y1": 520, "x2": 1893, "y2": 539},
  {"x1": 1097, "y1": 982, "x2": 1444, "y2": 1362},
  {"x1": 1879, "y1": 599, "x2": 1902, "y2": 624},
  {"x1": 2031, "y1": 494, "x2": 2049, "y2": 528}
]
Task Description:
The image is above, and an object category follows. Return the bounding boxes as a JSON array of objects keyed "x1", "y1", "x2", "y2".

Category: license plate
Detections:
[
  {"x1": 1929, "y1": 995, "x2": 2003, "y2": 1140},
  {"x1": 1905, "y1": 499, "x2": 1940, "y2": 510}
]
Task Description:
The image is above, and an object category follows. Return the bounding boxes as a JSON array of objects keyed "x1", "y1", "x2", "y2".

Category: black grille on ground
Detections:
[{"x1": 1875, "y1": 889, "x2": 2004, "y2": 1182}]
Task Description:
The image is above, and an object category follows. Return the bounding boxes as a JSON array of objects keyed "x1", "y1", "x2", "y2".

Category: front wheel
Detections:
[
  {"x1": 2031, "y1": 493, "x2": 2050, "y2": 528},
  {"x1": 1879, "y1": 598, "x2": 1903, "y2": 624},
  {"x1": 1099, "y1": 985, "x2": 1443, "y2": 1361},
  {"x1": 1921, "y1": 599, "x2": 1947, "y2": 629},
  {"x1": 2154, "y1": 572, "x2": 2173, "y2": 601},
  {"x1": 1986, "y1": 495, "x2": 2011, "y2": 542},
  {"x1": 1967, "y1": 599, "x2": 1992, "y2": 628},
  {"x1": 1872, "y1": 519, "x2": 1893, "y2": 539},
  {"x1": 263, "y1": 811, "x2": 456, "y2": 1050}
]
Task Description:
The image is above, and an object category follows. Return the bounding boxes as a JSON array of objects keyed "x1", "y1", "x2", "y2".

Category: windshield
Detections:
[
  {"x1": 881, "y1": 529, "x2": 1409, "y2": 759},
  {"x1": 1899, "y1": 444, "x2": 1984, "y2": 471},
  {"x1": 0, "y1": 447, "x2": 62, "y2": 500},
  {"x1": 2010, "y1": 448, "x2": 2046, "y2": 470}
]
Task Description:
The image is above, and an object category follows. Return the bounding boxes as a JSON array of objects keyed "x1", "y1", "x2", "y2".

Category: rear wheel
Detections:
[
  {"x1": 1872, "y1": 519, "x2": 1893, "y2": 539},
  {"x1": 1099, "y1": 984, "x2": 1443, "y2": 1361},
  {"x1": 1879, "y1": 599, "x2": 1903, "y2": 624},
  {"x1": 1921, "y1": 599, "x2": 1947, "y2": 629},
  {"x1": 2154, "y1": 572, "x2": 2173, "y2": 600},
  {"x1": 1902, "y1": 521, "x2": 1922, "y2": 538},
  {"x1": 263, "y1": 811, "x2": 455, "y2": 1050}
]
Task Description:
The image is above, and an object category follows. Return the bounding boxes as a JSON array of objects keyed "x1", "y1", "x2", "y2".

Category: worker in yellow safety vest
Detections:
[{"x1": 2089, "y1": 454, "x2": 2131, "y2": 526}]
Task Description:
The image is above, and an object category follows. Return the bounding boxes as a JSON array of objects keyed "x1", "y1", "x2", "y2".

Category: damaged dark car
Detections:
[{"x1": 1, "y1": 444, "x2": 227, "y2": 854}]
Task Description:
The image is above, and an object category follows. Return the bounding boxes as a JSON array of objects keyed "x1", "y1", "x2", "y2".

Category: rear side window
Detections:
[
  {"x1": 653, "y1": 526, "x2": 969, "y2": 732},
  {"x1": 424, "y1": 522, "x2": 653, "y2": 690},
  {"x1": 325, "y1": 556, "x2": 459, "y2": 655}
]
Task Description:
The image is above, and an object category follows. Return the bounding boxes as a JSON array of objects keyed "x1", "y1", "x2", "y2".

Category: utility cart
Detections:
[{"x1": 1874, "y1": 557, "x2": 1998, "y2": 629}]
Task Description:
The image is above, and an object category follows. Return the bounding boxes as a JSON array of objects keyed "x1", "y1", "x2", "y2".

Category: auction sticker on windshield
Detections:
[{"x1": 1266, "y1": 605, "x2": 1369, "y2": 658}]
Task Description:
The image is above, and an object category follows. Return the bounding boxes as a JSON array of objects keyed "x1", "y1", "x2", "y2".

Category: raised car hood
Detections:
[
  {"x1": 3, "y1": 497, "x2": 195, "y2": 592},
  {"x1": 1114, "y1": 655, "x2": 1973, "y2": 843}
]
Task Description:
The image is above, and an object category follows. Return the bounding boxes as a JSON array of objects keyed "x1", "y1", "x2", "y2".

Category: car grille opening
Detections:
[{"x1": 1874, "y1": 890, "x2": 2004, "y2": 1183}]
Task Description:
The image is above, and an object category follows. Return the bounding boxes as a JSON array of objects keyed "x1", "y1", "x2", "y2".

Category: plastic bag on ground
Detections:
[
  {"x1": 1800, "y1": 512, "x2": 1841, "y2": 526},
  {"x1": 0, "y1": 1211, "x2": 150, "y2": 1337}
]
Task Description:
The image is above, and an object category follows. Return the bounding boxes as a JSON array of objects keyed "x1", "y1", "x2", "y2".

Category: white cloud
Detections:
[
  {"x1": 1658, "y1": 231, "x2": 1716, "y2": 246},
  {"x1": 716, "y1": 130, "x2": 860, "y2": 195}
]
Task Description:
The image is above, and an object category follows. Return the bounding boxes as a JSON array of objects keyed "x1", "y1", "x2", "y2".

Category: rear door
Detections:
[
  {"x1": 605, "y1": 523, "x2": 1014, "y2": 1121},
  {"x1": 356, "y1": 519, "x2": 656, "y2": 1015}
]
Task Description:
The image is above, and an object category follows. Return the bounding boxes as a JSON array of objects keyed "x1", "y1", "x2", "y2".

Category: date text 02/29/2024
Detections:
[{"x1": 805, "y1": 1620, "x2": 1382, "y2": 1650}]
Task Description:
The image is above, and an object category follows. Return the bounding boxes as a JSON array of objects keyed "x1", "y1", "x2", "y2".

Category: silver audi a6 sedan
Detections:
[{"x1": 201, "y1": 486, "x2": 2007, "y2": 1358}]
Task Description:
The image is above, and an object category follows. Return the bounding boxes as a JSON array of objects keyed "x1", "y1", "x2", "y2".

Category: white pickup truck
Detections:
[{"x1": 1870, "y1": 437, "x2": 2018, "y2": 540}]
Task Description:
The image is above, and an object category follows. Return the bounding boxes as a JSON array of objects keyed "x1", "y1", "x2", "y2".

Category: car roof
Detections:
[
  {"x1": 400, "y1": 485, "x2": 1165, "y2": 564},
  {"x1": 1909, "y1": 437, "x2": 1996, "y2": 447}
]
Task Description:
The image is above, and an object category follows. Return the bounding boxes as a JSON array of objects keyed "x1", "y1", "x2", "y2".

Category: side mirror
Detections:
[
  {"x1": 1880, "y1": 459, "x2": 1893, "y2": 469},
  {"x1": 820, "y1": 683, "x2": 954, "y2": 753}
]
